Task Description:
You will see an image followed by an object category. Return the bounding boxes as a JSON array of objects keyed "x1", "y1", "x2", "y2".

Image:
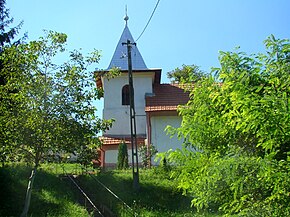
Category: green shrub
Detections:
[
  {"x1": 164, "y1": 148, "x2": 290, "y2": 216},
  {"x1": 117, "y1": 141, "x2": 129, "y2": 169},
  {"x1": 163, "y1": 35, "x2": 290, "y2": 216},
  {"x1": 138, "y1": 144, "x2": 158, "y2": 168}
]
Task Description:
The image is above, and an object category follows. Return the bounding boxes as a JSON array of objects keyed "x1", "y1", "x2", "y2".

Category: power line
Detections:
[{"x1": 135, "y1": 0, "x2": 161, "y2": 42}]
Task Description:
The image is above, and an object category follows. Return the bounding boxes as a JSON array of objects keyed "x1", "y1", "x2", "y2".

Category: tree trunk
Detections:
[{"x1": 20, "y1": 166, "x2": 37, "y2": 217}]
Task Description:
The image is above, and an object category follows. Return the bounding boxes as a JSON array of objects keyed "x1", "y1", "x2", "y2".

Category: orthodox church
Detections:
[{"x1": 95, "y1": 17, "x2": 189, "y2": 168}]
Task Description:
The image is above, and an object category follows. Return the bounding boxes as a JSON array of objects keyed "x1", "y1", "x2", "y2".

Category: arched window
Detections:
[{"x1": 122, "y1": 84, "x2": 130, "y2": 105}]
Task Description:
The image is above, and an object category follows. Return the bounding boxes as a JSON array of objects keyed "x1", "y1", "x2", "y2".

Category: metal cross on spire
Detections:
[{"x1": 124, "y1": 5, "x2": 129, "y2": 26}]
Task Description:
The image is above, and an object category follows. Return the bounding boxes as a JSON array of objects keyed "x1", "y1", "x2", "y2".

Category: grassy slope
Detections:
[
  {"x1": 0, "y1": 164, "x2": 88, "y2": 217},
  {"x1": 78, "y1": 168, "x2": 218, "y2": 217},
  {"x1": 0, "y1": 164, "x2": 219, "y2": 217}
]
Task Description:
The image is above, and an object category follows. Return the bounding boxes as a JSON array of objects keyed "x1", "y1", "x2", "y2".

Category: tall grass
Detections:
[
  {"x1": 78, "y1": 167, "x2": 196, "y2": 216},
  {"x1": 0, "y1": 163, "x2": 88, "y2": 217}
]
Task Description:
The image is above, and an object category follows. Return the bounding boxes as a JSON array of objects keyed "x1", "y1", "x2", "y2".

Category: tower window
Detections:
[{"x1": 122, "y1": 84, "x2": 130, "y2": 105}]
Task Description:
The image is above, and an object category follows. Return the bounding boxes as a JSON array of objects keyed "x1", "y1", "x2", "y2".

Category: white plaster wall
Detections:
[
  {"x1": 103, "y1": 73, "x2": 153, "y2": 136},
  {"x1": 103, "y1": 107, "x2": 146, "y2": 135},
  {"x1": 105, "y1": 150, "x2": 118, "y2": 164},
  {"x1": 105, "y1": 148, "x2": 141, "y2": 164},
  {"x1": 151, "y1": 116, "x2": 183, "y2": 154}
]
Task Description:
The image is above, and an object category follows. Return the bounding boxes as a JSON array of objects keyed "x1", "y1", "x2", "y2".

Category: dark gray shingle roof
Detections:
[{"x1": 107, "y1": 25, "x2": 147, "y2": 70}]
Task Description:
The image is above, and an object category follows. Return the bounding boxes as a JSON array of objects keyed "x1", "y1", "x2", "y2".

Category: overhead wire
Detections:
[{"x1": 135, "y1": 0, "x2": 161, "y2": 42}]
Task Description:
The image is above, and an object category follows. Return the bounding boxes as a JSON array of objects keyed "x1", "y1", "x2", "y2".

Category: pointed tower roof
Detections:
[{"x1": 107, "y1": 17, "x2": 147, "y2": 70}]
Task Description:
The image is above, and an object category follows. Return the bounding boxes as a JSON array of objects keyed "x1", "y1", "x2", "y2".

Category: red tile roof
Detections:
[{"x1": 145, "y1": 83, "x2": 191, "y2": 112}]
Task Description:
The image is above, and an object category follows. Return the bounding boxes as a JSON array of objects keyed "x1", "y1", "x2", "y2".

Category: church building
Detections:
[{"x1": 95, "y1": 17, "x2": 189, "y2": 168}]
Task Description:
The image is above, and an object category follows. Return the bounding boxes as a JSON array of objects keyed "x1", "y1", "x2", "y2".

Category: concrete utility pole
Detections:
[{"x1": 122, "y1": 39, "x2": 140, "y2": 191}]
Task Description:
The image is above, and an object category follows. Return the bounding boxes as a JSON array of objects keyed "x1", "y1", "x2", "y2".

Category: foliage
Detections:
[
  {"x1": 138, "y1": 144, "x2": 158, "y2": 168},
  {"x1": 76, "y1": 144, "x2": 99, "y2": 168},
  {"x1": 117, "y1": 141, "x2": 129, "y2": 169},
  {"x1": 165, "y1": 35, "x2": 290, "y2": 216},
  {"x1": 0, "y1": 0, "x2": 24, "y2": 49},
  {"x1": 94, "y1": 66, "x2": 121, "y2": 98},
  {"x1": 94, "y1": 66, "x2": 121, "y2": 81},
  {"x1": 0, "y1": 30, "x2": 113, "y2": 216},
  {"x1": 0, "y1": 0, "x2": 25, "y2": 166},
  {"x1": 167, "y1": 64, "x2": 206, "y2": 83},
  {"x1": 162, "y1": 148, "x2": 290, "y2": 216},
  {"x1": 171, "y1": 35, "x2": 290, "y2": 158},
  {"x1": 1, "y1": 30, "x2": 112, "y2": 166},
  {"x1": 155, "y1": 150, "x2": 173, "y2": 176}
]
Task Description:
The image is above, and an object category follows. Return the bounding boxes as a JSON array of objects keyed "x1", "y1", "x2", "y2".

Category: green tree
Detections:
[
  {"x1": 117, "y1": 141, "x2": 129, "y2": 169},
  {"x1": 77, "y1": 144, "x2": 99, "y2": 168},
  {"x1": 1, "y1": 30, "x2": 113, "y2": 216},
  {"x1": 0, "y1": 0, "x2": 23, "y2": 49},
  {"x1": 165, "y1": 35, "x2": 290, "y2": 216},
  {"x1": 138, "y1": 144, "x2": 157, "y2": 168},
  {"x1": 0, "y1": 0, "x2": 25, "y2": 165},
  {"x1": 167, "y1": 64, "x2": 205, "y2": 83}
]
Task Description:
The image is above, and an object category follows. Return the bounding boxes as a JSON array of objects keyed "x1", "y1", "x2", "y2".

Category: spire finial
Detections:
[{"x1": 124, "y1": 5, "x2": 129, "y2": 26}]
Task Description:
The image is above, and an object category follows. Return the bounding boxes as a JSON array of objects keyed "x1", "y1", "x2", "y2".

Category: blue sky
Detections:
[{"x1": 7, "y1": 0, "x2": 290, "y2": 118}]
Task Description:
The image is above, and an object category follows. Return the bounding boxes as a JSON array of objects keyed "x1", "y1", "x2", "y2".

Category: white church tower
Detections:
[{"x1": 96, "y1": 16, "x2": 162, "y2": 167}]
